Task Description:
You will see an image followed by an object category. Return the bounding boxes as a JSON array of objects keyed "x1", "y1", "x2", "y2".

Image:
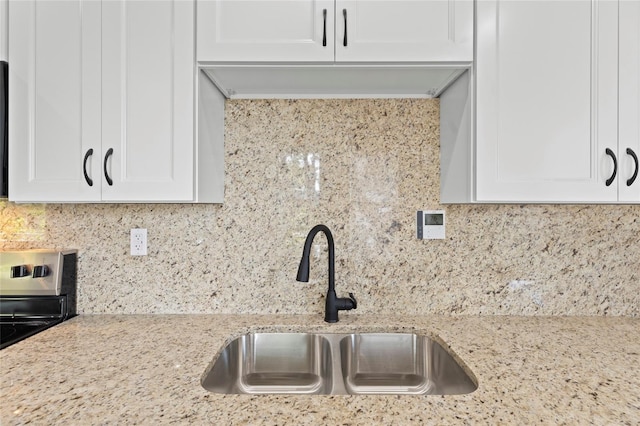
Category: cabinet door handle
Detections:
[
  {"x1": 83, "y1": 149, "x2": 94, "y2": 187},
  {"x1": 605, "y1": 148, "x2": 617, "y2": 187},
  {"x1": 322, "y1": 9, "x2": 327, "y2": 47},
  {"x1": 626, "y1": 148, "x2": 639, "y2": 186},
  {"x1": 104, "y1": 148, "x2": 114, "y2": 186},
  {"x1": 342, "y1": 9, "x2": 347, "y2": 47}
]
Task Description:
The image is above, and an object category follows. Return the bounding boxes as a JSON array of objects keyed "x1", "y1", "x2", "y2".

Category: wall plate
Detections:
[{"x1": 131, "y1": 228, "x2": 148, "y2": 256}]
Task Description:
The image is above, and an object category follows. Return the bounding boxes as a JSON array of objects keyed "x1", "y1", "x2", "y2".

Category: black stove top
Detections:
[
  {"x1": 0, "y1": 320, "x2": 60, "y2": 350},
  {"x1": 0, "y1": 296, "x2": 71, "y2": 349}
]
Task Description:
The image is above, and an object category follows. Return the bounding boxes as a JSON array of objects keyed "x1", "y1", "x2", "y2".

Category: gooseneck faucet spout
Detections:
[{"x1": 296, "y1": 224, "x2": 357, "y2": 323}]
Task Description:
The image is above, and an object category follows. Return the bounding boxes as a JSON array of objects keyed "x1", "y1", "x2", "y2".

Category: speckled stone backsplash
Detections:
[{"x1": 1, "y1": 99, "x2": 639, "y2": 315}]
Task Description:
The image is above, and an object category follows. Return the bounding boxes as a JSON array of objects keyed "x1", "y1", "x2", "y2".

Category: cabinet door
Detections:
[
  {"x1": 618, "y1": 0, "x2": 640, "y2": 202},
  {"x1": 335, "y1": 0, "x2": 472, "y2": 62},
  {"x1": 8, "y1": 0, "x2": 101, "y2": 202},
  {"x1": 1, "y1": 0, "x2": 7, "y2": 61},
  {"x1": 197, "y1": 0, "x2": 335, "y2": 62},
  {"x1": 476, "y1": 0, "x2": 618, "y2": 202},
  {"x1": 102, "y1": 0, "x2": 195, "y2": 202}
]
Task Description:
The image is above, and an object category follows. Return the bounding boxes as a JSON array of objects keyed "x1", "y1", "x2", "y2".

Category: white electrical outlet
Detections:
[{"x1": 130, "y1": 228, "x2": 148, "y2": 256}]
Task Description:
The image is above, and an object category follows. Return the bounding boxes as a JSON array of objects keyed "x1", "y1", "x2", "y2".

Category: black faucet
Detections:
[{"x1": 296, "y1": 224, "x2": 357, "y2": 323}]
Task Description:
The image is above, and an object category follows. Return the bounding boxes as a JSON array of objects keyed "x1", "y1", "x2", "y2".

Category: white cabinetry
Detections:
[
  {"x1": 334, "y1": 0, "x2": 472, "y2": 62},
  {"x1": 197, "y1": 0, "x2": 335, "y2": 62},
  {"x1": 619, "y1": 0, "x2": 640, "y2": 202},
  {"x1": 0, "y1": 0, "x2": 7, "y2": 61},
  {"x1": 9, "y1": 0, "x2": 222, "y2": 203},
  {"x1": 197, "y1": 0, "x2": 472, "y2": 63},
  {"x1": 101, "y1": 1, "x2": 195, "y2": 202},
  {"x1": 9, "y1": 0, "x2": 102, "y2": 202},
  {"x1": 441, "y1": 0, "x2": 640, "y2": 203},
  {"x1": 476, "y1": 0, "x2": 618, "y2": 203}
]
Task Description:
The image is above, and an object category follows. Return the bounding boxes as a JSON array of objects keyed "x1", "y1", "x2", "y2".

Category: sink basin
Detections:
[
  {"x1": 201, "y1": 332, "x2": 477, "y2": 395},
  {"x1": 201, "y1": 333, "x2": 333, "y2": 394},
  {"x1": 340, "y1": 333, "x2": 476, "y2": 395}
]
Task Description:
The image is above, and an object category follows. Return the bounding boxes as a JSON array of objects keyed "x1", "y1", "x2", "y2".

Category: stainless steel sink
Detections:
[
  {"x1": 339, "y1": 333, "x2": 476, "y2": 395},
  {"x1": 201, "y1": 333, "x2": 333, "y2": 394},
  {"x1": 201, "y1": 332, "x2": 477, "y2": 395}
]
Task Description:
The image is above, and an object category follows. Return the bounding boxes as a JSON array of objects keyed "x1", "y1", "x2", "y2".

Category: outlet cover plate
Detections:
[{"x1": 131, "y1": 228, "x2": 148, "y2": 256}]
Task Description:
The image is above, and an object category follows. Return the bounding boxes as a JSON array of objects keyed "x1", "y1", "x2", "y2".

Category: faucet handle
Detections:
[{"x1": 348, "y1": 292, "x2": 357, "y2": 309}]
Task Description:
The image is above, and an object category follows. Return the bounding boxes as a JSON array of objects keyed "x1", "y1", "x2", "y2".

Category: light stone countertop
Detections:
[{"x1": 1, "y1": 314, "x2": 639, "y2": 425}]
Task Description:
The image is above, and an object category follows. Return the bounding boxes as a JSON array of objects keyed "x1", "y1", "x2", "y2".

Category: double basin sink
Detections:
[{"x1": 201, "y1": 332, "x2": 477, "y2": 395}]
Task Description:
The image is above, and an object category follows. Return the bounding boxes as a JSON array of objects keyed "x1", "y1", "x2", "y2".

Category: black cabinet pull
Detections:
[
  {"x1": 104, "y1": 148, "x2": 114, "y2": 186},
  {"x1": 627, "y1": 148, "x2": 639, "y2": 186},
  {"x1": 343, "y1": 9, "x2": 347, "y2": 47},
  {"x1": 83, "y1": 148, "x2": 94, "y2": 186},
  {"x1": 605, "y1": 148, "x2": 617, "y2": 187},
  {"x1": 322, "y1": 9, "x2": 327, "y2": 47}
]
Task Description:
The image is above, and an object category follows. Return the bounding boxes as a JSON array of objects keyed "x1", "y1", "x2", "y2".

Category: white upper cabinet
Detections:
[
  {"x1": 334, "y1": 0, "x2": 472, "y2": 62},
  {"x1": 619, "y1": 0, "x2": 640, "y2": 202},
  {"x1": 101, "y1": 0, "x2": 195, "y2": 202},
  {"x1": 475, "y1": 0, "x2": 619, "y2": 203},
  {"x1": 9, "y1": 0, "x2": 221, "y2": 203},
  {"x1": 9, "y1": 0, "x2": 102, "y2": 202},
  {"x1": 197, "y1": 0, "x2": 335, "y2": 62},
  {"x1": 197, "y1": 0, "x2": 473, "y2": 63},
  {"x1": 442, "y1": 0, "x2": 640, "y2": 204},
  {"x1": 0, "y1": 0, "x2": 7, "y2": 61}
]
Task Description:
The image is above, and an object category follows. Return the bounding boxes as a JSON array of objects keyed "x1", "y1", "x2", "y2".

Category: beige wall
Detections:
[{"x1": 1, "y1": 99, "x2": 639, "y2": 315}]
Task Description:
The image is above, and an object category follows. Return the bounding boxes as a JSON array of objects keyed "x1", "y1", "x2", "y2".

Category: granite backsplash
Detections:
[{"x1": 1, "y1": 99, "x2": 638, "y2": 316}]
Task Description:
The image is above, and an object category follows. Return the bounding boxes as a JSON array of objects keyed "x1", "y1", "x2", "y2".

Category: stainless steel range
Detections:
[{"x1": 0, "y1": 250, "x2": 77, "y2": 349}]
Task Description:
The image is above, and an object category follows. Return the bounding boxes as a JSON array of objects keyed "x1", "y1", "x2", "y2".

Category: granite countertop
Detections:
[{"x1": 1, "y1": 314, "x2": 639, "y2": 424}]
